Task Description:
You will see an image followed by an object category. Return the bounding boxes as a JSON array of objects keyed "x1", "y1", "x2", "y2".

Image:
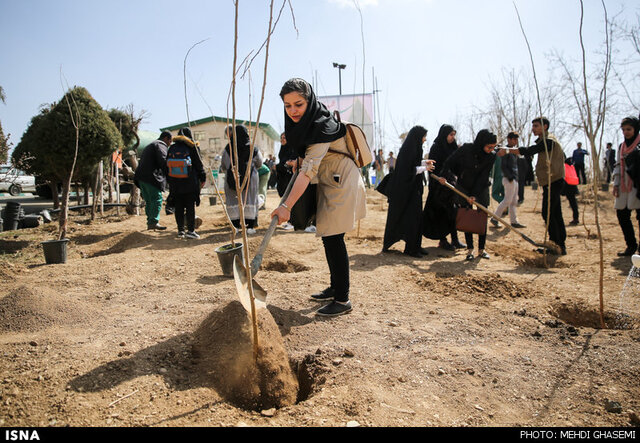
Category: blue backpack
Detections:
[{"x1": 167, "y1": 147, "x2": 192, "y2": 179}]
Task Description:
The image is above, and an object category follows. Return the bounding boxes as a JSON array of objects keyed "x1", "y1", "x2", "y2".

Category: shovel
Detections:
[
  {"x1": 429, "y1": 173, "x2": 561, "y2": 254},
  {"x1": 233, "y1": 171, "x2": 299, "y2": 312}
]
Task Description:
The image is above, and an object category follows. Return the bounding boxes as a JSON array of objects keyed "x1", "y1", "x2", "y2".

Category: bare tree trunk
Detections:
[
  {"x1": 50, "y1": 181, "x2": 60, "y2": 210},
  {"x1": 91, "y1": 166, "x2": 100, "y2": 221},
  {"x1": 83, "y1": 181, "x2": 90, "y2": 206}
]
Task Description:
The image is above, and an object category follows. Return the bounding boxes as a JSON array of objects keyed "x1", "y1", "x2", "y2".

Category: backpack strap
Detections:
[{"x1": 328, "y1": 148, "x2": 355, "y2": 162}]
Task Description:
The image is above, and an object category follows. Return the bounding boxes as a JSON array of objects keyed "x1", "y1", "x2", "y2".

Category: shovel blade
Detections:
[{"x1": 233, "y1": 255, "x2": 267, "y2": 312}]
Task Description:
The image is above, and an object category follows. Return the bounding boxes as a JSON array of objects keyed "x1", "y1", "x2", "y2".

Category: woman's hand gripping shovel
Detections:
[
  {"x1": 429, "y1": 173, "x2": 561, "y2": 254},
  {"x1": 233, "y1": 171, "x2": 299, "y2": 312}
]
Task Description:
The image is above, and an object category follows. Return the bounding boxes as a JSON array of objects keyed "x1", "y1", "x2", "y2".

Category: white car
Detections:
[{"x1": 0, "y1": 165, "x2": 36, "y2": 196}]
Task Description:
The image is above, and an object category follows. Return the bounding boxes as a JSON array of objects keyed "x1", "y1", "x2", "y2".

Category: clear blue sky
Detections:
[{"x1": 0, "y1": 0, "x2": 636, "y2": 157}]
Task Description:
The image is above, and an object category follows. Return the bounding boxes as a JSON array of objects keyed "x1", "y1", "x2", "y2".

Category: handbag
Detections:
[{"x1": 455, "y1": 207, "x2": 487, "y2": 234}]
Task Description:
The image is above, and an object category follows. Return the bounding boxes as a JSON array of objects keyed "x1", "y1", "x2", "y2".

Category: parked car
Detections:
[{"x1": 0, "y1": 165, "x2": 36, "y2": 196}]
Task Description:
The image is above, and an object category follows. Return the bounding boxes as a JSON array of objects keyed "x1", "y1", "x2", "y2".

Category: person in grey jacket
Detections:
[
  {"x1": 491, "y1": 132, "x2": 526, "y2": 229},
  {"x1": 134, "y1": 131, "x2": 172, "y2": 230}
]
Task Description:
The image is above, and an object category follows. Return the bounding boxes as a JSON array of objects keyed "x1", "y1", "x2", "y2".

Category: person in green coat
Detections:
[{"x1": 258, "y1": 161, "x2": 270, "y2": 210}]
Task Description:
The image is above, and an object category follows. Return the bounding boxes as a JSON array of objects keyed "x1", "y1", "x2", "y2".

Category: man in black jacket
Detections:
[{"x1": 134, "y1": 131, "x2": 172, "y2": 230}]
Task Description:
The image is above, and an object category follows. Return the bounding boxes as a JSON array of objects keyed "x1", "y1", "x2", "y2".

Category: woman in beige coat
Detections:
[{"x1": 271, "y1": 78, "x2": 366, "y2": 317}]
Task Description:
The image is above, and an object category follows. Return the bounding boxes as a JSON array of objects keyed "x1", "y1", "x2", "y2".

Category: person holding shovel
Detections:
[
  {"x1": 271, "y1": 78, "x2": 366, "y2": 317},
  {"x1": 437, "y1": 129, "x2": 498, "y2": 261},
  {"x1": 510, "y1": 117, "x2": 567, "y2": 256}
]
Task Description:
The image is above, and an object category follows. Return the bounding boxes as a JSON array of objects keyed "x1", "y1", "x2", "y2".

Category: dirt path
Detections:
[{"x1": 0, "y1": 186, "x2": 638, "y2": 427}]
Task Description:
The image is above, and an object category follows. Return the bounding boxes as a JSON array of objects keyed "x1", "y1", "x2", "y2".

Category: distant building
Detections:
[{"x1": 160, "y1": 116, "x2": 279, "y2": 173}]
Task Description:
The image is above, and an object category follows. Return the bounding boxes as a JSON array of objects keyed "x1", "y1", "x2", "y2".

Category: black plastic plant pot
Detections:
[
  {"x1": 41, "y1": 238, "x2": 70, "y2": 264},
  {"x1": 215, "y1": 242, "x2": 244, "y2": 277}
]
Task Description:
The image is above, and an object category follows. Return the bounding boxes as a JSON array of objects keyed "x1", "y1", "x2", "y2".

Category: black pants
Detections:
[
  {"x1": 174, "y1": 193, "x2": 196, "y2": 232},
  {"x1": 322, "y1": 233, "x2": 349, "y2": 303},
  {"x1": 617, "y1": 208, "x2": 640, "y2": 250},
  {"x1": 518, "y1": 178, "x2": 526, "y2": 202},
  {"x1": 575, "y1": 163, "x2": 587, "y2": 184},
  {"x1": 566, "y1": 193, "x2": 579, "y2": 222},
  {"x1": 464, "y1": 232, "x2": 486, "y2": 250},
  {"x1": 541, "y1": 180, "x2": 567, "y2": 249}
]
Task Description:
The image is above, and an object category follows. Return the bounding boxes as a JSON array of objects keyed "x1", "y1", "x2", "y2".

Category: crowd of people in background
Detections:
[{"x1": 131, "y1": 80, "x2": 640, "y2": 316}]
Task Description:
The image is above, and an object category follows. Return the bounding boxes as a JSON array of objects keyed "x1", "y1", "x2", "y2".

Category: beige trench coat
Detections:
[{"x1": 301, "y1": 137, "x2": 367, "y2": 237}]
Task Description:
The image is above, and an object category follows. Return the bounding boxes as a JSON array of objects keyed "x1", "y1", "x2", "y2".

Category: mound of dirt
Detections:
[
  {"x1": 0, "y1": 285, "x2": 100, "y2": 332},
  {"x1": 421, "y1": 272, "x2": 541, "y2": 302},
  {"x1": 263, "y1": 259, "x2": 310, "y2": 273},
  {"x1": 192, "y1": 301, "x2": 299, "y2": 411}
]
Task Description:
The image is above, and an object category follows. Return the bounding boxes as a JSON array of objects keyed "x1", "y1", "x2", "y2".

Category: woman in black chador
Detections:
[
  {"x1": 437, "y1": 129, "x2": 498, "y2": 261},
  {"x1": 382, "y1": 126, "x2": 435, "y2": 257},
  {"x1": 422, "y1": 124, "x2": 466, "y2": 250}
]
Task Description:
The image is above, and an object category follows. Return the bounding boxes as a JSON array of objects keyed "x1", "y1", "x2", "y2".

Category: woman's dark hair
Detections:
[
  {"x1": 621, "y1": 116, "x2": 640, "y2": 132},
  {"x1": 178, "y1": 127, "x2": 193, "y2": 140},
  {"x1": 279, "y1": 78, "x2": 312, "y2": 101},
  {"x1": 474, "y1": 129, "x2": 497, "y2": 148}
]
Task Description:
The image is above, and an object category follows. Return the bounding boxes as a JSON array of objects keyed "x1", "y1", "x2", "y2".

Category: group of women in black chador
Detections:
[{"x1": 382, "y1": 124, "x2": 499, "y2": 261}]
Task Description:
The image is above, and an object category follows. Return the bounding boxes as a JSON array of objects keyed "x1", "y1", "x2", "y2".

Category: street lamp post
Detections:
[{"x1": 332, "y1": 62, "x2": 346, "y2": 95}]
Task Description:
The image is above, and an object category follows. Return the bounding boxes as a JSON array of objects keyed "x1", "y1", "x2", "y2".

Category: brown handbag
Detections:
[{"x1": 456, "y1": 207, "x2": 488, "y2": 234}]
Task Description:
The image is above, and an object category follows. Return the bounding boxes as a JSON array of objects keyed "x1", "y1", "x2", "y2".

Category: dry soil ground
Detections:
[{"x1": 0, "y1": 185, "x2": 639, "y2": 428}]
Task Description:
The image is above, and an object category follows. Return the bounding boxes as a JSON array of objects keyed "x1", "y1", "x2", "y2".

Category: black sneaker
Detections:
[
  {"x1": 316, "y1": 301, "x2": 352, "y2": 317},
  {"x1": 490, "y1": 218, "x2": 500, "y2": 228},
  {"x1": 310, "y1": 287, "x2": 335, "y2": 302},
  {"x1": 617, "y1": 246, "x2": 637, "y2": 257},
  {"x1": 511, "y1": 222, "x2": 527, "y2": 229},
  {"x1": 147, "y1": 223, "x2": 167, "y2": 231}
]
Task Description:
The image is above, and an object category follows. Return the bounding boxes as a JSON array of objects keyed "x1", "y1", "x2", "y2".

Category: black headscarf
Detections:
[
  {"x1": 225, "y1": 125, "x2": 251, "y2": 162},
  {"x1": 386, "y1": 126, "x2": 427, "y2": 209},
  {"x1": 472, "y1": 129, "x2": 497, "y2": 157},
  {"x1": 225, "y1": 125, "x2": 255, "y2": 190},
  {"x1": 282, "y1": 79, "x2": 346, "y2": 158},
  {"x1": 178, "y1": 127, "x2": 193, "y2": 140},
  {"x1": 395, "y1": 126, "x2": 428, "y2": 178},
  {"x1": 429, "y1": 124, "x2": 457, "y2": 176},
  {"x1": 434, "y1": 124, "x2": 456, "y2": 148}
]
